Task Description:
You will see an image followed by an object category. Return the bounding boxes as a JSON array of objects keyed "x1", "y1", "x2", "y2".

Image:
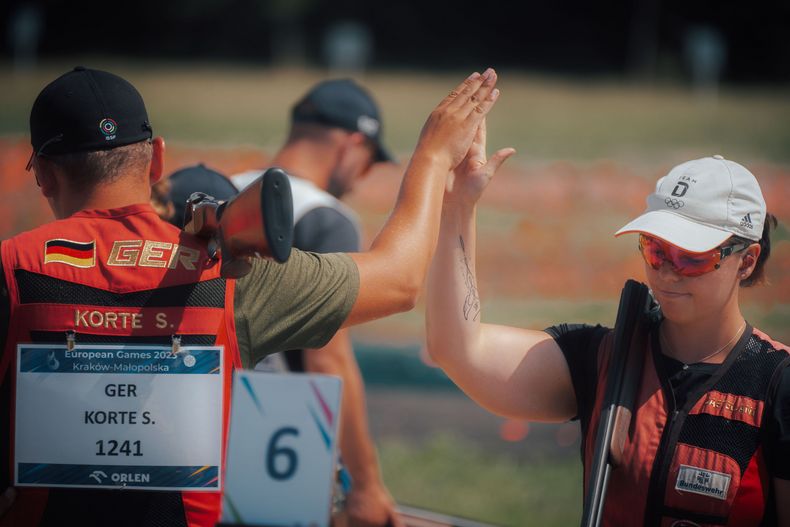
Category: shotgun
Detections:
[
  {"x1": 184, "y1": 167, "x2": 294, "y2": 278},
  {"x1": 580, "y1": 279, "x2": 652, "y2": 527}
]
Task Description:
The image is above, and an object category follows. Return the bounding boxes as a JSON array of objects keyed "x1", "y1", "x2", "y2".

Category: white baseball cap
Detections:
[{"x1": 615, "y1": 156, "x2": 766, "y2": 252}]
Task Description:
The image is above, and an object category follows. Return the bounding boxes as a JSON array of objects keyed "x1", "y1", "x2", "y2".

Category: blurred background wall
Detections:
[{"x1": 3, "y1": 0, "x2": 790, "y2": 82}]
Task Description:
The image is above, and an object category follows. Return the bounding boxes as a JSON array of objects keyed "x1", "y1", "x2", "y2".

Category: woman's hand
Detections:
[{"x1": 445, "y1": 119, "x2": 515, "y2": 207}]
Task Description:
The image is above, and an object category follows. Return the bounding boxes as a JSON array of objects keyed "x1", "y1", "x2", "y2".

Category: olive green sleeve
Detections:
[{"x1": 233, "y1": 249, "x2": 359, "y2": 368}]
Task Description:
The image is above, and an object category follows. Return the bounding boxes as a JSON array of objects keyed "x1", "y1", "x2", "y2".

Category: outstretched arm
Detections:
[
  {"x1": 344, "y1": 70, "x2": 500, "y2": 327},
  {"x1": 425, "y1": 121, "x2": 577, "y2": 422}
]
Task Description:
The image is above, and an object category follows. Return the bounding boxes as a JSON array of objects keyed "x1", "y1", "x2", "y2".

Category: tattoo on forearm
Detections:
[{"x1": 459, "y1": 236, "x2": 480, "y2": 321}]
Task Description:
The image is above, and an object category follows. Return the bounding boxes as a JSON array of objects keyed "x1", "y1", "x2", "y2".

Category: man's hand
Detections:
[
  {"x1": 414, "y1": 69, "x2": 501, "y2": 172},
  {"x1": 344, "y1": 483, "x2": 404, "y2": 527},
  {"x1": 446, "y1": 119, "x2": 515, "y2": 207}
]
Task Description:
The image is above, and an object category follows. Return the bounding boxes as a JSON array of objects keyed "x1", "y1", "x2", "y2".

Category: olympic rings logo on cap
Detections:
[
  {"x1": 99, "y1": 118, "x2": 118, "y2": 139},
  {"x1": 665, "y1": 197, "x2": 684, "y2": 209}
]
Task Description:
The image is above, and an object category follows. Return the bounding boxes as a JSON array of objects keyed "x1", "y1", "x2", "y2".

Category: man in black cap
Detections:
[
  {"x1": 232, "y1": 79, "x2": 399, "y2": 527},
  {"x1": 0, "y1": 66, "x2": 502, "y2": 527},
  {"x1": 163, "y1": 163, "x2": 239, "y2": 227}
]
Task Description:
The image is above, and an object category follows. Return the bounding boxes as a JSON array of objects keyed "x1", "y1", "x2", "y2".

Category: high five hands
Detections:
[{"x1": 415, "y1": 68, "x2": 506, "y2": 173}]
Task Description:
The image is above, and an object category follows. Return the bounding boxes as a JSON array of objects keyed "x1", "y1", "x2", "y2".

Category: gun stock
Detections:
[
  {"x1": 609, "y1": 304, "x2": 650, "y2": 467},
  {"x1": 184, "y1": 167, "x2": 294, "y2": 278}
]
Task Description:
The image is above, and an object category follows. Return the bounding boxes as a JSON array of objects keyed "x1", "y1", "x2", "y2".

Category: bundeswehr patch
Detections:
[
  {"x1": 44, "y1": 239, "x2": 96, "y2": 268},
  {"x1": 675, "y1": 465, "x2": 731, "y2": 500}
]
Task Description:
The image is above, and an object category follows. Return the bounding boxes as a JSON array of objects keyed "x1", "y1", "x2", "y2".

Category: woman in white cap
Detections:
[{"x1": 424, "y1": 127, "x2": 788, "y2": 526}]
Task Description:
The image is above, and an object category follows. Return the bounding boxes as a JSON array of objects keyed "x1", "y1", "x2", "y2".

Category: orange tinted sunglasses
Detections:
[{"x1": 638, "y1": 234, "x2": 750, "y2": 277}]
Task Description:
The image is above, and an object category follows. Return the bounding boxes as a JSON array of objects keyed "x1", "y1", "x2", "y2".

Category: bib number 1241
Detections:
[{"x1": 96, "y1": 439, "x2": 143, "y2": 457}]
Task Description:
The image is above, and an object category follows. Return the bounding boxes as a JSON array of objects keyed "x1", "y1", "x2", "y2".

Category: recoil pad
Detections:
[{"x1": 183, "y1": 167, "x2": 294, "y2": 278}]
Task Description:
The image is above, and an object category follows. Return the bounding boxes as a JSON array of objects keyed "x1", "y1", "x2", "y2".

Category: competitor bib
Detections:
[
  {"x1": 14, "y1": 344, "x2": 223, "y2": 491},
  {"x1": 222, "y1": 371, "x2": 342, "y2": 526}
]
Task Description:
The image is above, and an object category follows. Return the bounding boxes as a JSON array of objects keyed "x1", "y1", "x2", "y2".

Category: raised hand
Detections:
[
  {"x1": 414, "y1": 68, "x2": 501, "y2": 172},
  {"x1": 446, "y1": 119, "x2": 515, "y2": 206},
  {"x1": 343, "y1": 69, "x2": 503, "y2": 328}
]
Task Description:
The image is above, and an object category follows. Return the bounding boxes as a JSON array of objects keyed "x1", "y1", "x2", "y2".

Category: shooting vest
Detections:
[
  {"x1": 0, "y1": 204, "x2": 241, "y2": 527},
  {"x1": 584, "y1": 326, "x2": 789, "y2": 527}
]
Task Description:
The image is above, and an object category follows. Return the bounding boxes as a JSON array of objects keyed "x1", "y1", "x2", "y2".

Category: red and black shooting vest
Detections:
[
  {"x1": 0, "y1": 204, "x2": 241, "y2": 527},
  {"x1": 585, "y1": 326, "x2": 789, "y2": 526}
]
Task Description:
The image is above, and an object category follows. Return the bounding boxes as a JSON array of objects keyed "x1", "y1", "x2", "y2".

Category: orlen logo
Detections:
[
  {"x1": 89, "y1": 470, "x2": 107, "y2": 483},
  {"x1": 111, "y1": 471, "x2": 151, "y2": 484},
  {"x1": 88, "y1": 469, "x2": 151, "y2": 485}
]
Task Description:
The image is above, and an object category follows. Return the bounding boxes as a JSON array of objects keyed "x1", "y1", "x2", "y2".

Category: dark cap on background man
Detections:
[
  {"x1": 291, "y1": 78, "x2": 394, "y2": 163},
  {"x1": 168, "y1": 164, "x2": 238, "y2": 227},
  {"x1": 28, "y1": 67, "x2": 152, "y2": 168}
]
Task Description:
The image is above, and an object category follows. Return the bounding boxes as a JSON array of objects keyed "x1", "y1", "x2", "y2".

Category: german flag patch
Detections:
[{"x1": 44, "y1": 239, "x2": 96, "y2": 268}]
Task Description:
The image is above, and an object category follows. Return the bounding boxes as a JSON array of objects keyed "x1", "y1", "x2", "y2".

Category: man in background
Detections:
[
  {"x1": 163, "y1": 163, "x2": 239, "y2": 228},
  {"x1": 232, "y1": 79, "x2": 400, "y2": 527}
]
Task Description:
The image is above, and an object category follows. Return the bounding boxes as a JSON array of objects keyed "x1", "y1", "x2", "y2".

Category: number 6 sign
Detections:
[{"x1": 221, "y1": 371, "x2": 342, "y2": 526}]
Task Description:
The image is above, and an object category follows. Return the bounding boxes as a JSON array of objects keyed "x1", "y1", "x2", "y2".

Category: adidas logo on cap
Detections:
[{"x1": 740, "y1": 213, "x2": 754, "y2": 230}]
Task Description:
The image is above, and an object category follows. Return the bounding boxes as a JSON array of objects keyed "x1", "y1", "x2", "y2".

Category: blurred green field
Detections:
[
  {"x1": 2, "y1": 60, "x2": 790, "y2": 161},
  {"x1": 379, "y1": 435, "x2": 582, "y2": 527}
]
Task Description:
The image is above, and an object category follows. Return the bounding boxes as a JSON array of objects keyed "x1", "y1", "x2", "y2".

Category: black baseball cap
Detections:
[
  {"x1": 291, "y1": 79, "x2": 394, "y2": 163},
  {"x1": 28, "y1": 67, "x2": 152, "y2": 169},
  {"x1": 168, "y1": 164, "x2": 239, "y2": 227}
]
